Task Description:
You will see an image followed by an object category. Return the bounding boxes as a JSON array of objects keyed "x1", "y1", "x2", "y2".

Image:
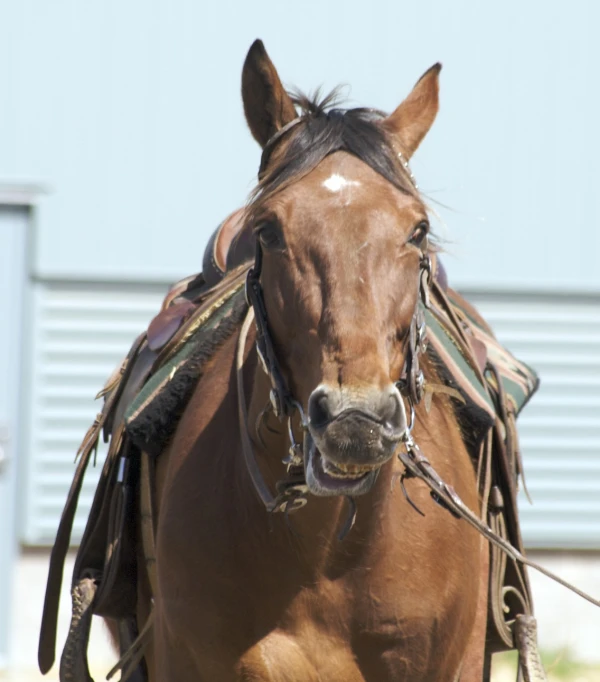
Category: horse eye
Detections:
[
  {"x1": 257, "y1": 223, "x2": 284, "y2": 250},
  {"x1": 408, "y1": 221, "x2": 429, "y2": 247}
]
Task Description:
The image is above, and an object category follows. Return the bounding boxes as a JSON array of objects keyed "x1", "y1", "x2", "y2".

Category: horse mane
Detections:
[{"x1": 247, "y1": 88, "x2": 421, "y2": 218}]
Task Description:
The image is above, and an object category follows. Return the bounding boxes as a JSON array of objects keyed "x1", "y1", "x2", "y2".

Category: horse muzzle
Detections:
[{"x1": 304, "y1": 384, "x2": 407, "y2": 497}]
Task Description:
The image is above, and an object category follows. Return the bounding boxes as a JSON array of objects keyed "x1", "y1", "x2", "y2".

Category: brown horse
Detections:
[{"x1": 145, "y1": 40, "x2": 488, "y2": 681}]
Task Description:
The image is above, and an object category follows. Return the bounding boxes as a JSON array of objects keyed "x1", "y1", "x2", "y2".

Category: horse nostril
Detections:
[
  {"x1": 308, "y1": 388, "x2": 333, "y2": 428},
  {"x1": 382, "y1": 391, "x2": 406, "y2": 432}
]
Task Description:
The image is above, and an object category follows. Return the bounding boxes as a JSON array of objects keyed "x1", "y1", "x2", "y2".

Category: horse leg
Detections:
[{"x1": 458, "y1": 535, "x2": 490, "y2": 682}]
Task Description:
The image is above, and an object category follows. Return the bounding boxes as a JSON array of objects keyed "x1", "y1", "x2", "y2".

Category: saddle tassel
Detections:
[
  {"x1": 514, "y1": 615, "x2": 548, "y2": 682},
  {"x1": 59, "y1": 575, "x2": 98, "y2": 682}
]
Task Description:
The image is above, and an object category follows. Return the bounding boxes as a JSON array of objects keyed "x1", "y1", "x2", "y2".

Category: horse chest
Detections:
[
  {"x1": 242, "y1": 573, "x2": 462, "y2": 681},
  {"x1": 237, "y1": 583, "x2": 459, "y2": 682}
]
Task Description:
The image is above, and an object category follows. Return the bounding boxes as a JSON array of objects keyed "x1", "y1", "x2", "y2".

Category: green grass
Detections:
[{"x1": 493, "y1": 650, "x2": 600, "y2": 681}]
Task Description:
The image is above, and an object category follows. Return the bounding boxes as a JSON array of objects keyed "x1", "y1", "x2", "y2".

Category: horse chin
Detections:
[{"x1": 304, "y1": 434, "x2": 380, "y2": 497}]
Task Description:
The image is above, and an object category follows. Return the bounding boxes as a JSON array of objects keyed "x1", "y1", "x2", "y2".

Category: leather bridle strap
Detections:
[
  {"x1": 236, "y1": 306, "x2": 278, "y2": 511},
  {"x1": 245, "y1": 243, "x2": 294, "y2": 418},
  {"x1": 398, "y1": 436, "x2": 600, "y2": 609},
  {"x1": 258, "y1": 117, "x2": 304, "y2": 179}
]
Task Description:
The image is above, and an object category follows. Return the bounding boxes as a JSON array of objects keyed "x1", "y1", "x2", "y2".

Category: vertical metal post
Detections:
[{"x1": 0, "y1": 195, "x2": 33, "y2": 669}]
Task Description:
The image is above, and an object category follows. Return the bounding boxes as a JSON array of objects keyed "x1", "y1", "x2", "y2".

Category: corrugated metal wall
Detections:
[
  {"x1": 0, "y1": 205, "x2": 29, "y2": 666},
  {"x1": 22, "y1": 282, "x2": 166, "y2": 545},
  {"x1": 467, "y1": 293, "x2": 600, "y2": 549}
]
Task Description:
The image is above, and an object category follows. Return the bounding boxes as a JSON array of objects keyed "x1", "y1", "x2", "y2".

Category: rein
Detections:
[{"x1": 397, "y1": 436, "x2": 600, "y2": 609}]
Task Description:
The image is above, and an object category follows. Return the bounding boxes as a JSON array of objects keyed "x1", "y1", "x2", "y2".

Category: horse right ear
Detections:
[
  {"x1": 383, "y1": 63, "x2": 441, "y2": 160},
  {"x1": 242, "y1": 40, "x2": 297, "y2": 148}
]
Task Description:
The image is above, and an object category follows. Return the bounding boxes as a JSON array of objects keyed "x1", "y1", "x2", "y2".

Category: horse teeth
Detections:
[{"x1": 321, "y1": 458, "x2": 371, "y2": 478}]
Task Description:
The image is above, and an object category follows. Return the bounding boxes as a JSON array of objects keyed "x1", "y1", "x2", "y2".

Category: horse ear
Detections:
[
  {"x1": 242, "y1": 40, "x2": 297, "y2": 148},
  {"x1": 383, "y1": 63, "x2": 441, "y2": 159}
]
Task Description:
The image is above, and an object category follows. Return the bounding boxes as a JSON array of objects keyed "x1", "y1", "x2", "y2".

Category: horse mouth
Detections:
[{"x1": 304, "y1": 434, "x2": 380, "y2": 497}]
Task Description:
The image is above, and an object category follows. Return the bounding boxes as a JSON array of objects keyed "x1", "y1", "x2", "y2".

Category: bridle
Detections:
[
  {"x1": 235, "y1": 116, "x2": 600, "y2": 610},
  {"x1": 238, "y1": 246, "x2": 432, "y2": 517},
  {"x1": 238, "y1": 118, "x2": 433, "y2": 516}
]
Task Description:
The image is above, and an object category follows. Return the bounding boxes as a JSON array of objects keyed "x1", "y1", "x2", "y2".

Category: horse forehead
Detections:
[
  {"x1": 282, "y1": 155, "x2": 415, "y2": 225},
  {"x1": 309, "y1": 152, "x2": 393, "y2": 197},
  {"x1": 321, "y1": 172, "x2": 361, "y2": 193}
]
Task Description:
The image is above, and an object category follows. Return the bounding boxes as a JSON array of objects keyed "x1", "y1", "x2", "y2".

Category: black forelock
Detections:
[{"x1": 248, "y1": 89, "x2": 419, "y2": 216}]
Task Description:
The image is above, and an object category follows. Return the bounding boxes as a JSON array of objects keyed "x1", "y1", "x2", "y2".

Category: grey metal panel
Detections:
[
  {"x1": 22, "y1": 282, "x2": 166, "y2": 545},
  {"x1": 465, "y1": 292, "x2": 600, "y2": 549},
  {"x1": 1, "y1": 1, "x2": 599, "y2": 289},
  {"x1": 0, "y1": 207, "x2": 28, "y2": 667}
]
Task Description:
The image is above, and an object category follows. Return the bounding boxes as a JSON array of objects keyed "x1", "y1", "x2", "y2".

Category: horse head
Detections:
[{"x1": 240, "y1": 40, "x2": 441, "y2": 499}]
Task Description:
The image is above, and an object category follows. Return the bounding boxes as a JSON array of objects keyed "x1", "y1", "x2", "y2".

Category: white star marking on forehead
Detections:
[{"x1": 322, "y1": 173, "x2": 361, "y2": 192}]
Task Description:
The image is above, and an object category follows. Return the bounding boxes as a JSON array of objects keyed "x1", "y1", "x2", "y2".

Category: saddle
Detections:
[
  {"x1": 201, "y1": 207, "x2": 254, "y2": 289},
  {"x1": 38, "y1": 210, "x2": 543, "y2": 682}
]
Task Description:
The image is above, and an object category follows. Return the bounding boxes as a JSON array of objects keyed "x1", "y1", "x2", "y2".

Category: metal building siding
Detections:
[
  {"x1": 466, "y1": 293, "x2": 600, "y2": 549},
  {"x1": 22, "y1": 282, "x2": 166, "y2": 545}
]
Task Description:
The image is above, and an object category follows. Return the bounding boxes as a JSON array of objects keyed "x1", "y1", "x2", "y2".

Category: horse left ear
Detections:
[
  {"x1": 242, "y1": 40, "x2": 297, "y2": 148},
  {"x1": 383, "y1": 63, "x2": 441, "y2": 159}
]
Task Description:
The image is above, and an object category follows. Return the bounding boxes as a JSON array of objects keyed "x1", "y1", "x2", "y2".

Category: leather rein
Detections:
[{"x1": 235, "y1": 119, "x2": 600, "y2": 609}]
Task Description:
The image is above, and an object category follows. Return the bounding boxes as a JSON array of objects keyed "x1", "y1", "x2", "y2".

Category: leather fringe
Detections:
[
  {"x1": 515, "y1": 615, "x2": 548, "y2": 682},
  {"x1": 59, "y1": 576, "x2": 98, "y2": 682}
]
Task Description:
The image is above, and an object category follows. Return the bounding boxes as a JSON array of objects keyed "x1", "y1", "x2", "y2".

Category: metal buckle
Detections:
[
  {"x1": 283, "y1": 415, "x2": 304, "y2": 468},
  {"x1": 414, "y1": 369, "x2": 425, "y2": 403}
]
